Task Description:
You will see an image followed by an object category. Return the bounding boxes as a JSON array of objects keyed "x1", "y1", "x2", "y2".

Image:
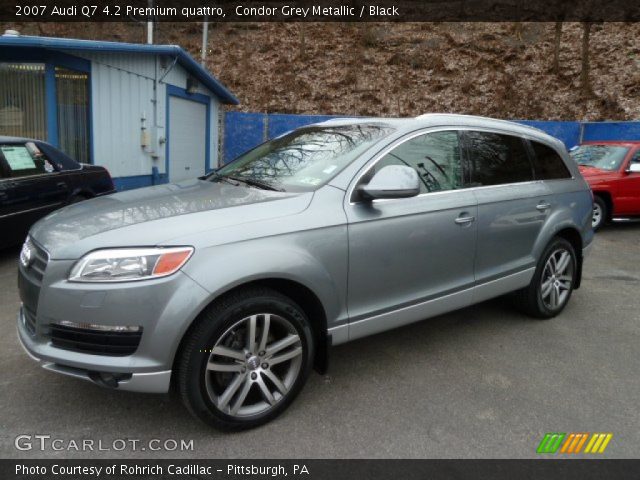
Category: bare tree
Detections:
[
  {"x1": 580, "y1": 22, "x2": 592, "y2": 94},
  {"x1": 512, "y1": 23, "x2": 523, "y2": 43}
]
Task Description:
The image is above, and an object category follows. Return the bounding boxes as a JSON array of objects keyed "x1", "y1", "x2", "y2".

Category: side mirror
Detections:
[
  {"x1": 358, "y1": 165, "x2": 420, "y2": 200},
  {"x1": 627, "y1": 163, "x2": 640, "y2": 174}
]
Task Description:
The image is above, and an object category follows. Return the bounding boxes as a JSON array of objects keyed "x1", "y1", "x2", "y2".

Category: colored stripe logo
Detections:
[
  {"x1": 537, "y1": 433, "x2": 613, "y2": 454},
  {"x1": 583, "y1": 433, "x2": 613, "y2": 453},
  {"x1": 537, "y1": 433, "x2": 565, "y2": 453}
]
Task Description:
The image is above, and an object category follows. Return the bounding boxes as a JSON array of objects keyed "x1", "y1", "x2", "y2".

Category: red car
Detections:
[{"x1": 570, "y1": 141, "x2": 640, "y2": 230}]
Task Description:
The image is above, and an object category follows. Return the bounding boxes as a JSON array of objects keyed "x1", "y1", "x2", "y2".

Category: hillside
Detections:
[{"x1": 4, "y1": 21, "x2": 639, "y2": 120}]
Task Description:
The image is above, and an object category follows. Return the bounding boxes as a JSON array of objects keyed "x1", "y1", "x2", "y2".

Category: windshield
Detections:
[
  {"x1": 570, "y1": 145, "x2": 629, "y2": 171},
  {"x1": 211, "y1": 124, "x2": 394, "y2": 192}
]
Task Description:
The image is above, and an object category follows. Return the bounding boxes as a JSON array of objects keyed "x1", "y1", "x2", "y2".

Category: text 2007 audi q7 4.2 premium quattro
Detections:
[{"x1": 18, "y1": 114, "x2": 593, "y2": 430}]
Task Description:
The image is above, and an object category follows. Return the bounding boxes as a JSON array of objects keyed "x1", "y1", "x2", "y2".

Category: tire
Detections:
[
  {"x1": 513, "y1": 237, "x2": 577, "y2": 319},
  {"x1": 177, "y1": 287, "x2": 314, "y2": 430},
  {"x1": 592, "y1": 196, "x2": 607, "y2": 231}
]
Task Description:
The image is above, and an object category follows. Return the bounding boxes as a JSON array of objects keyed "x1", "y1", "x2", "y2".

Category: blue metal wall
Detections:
[
  {"x1": 223, "y1": 112, "x2": 343, "y2": 162},
  {"x1": 222, "y1": 113, "x2": 640, "y2": 164},
  {"x1": 267, "y1": 113, "x2": 339, "y2": 138},
  {"x1": 515, "y1": 121, "x2": 582, "y2": 148},
  {"x1": 223, "y1": 112, "x2": 269, "y2": 162},
  {"x1": 581, "y1": 122, "x2": 640, "y2": 142}
]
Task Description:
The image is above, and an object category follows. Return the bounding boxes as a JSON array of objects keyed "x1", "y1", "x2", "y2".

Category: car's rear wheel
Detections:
[
  {"x1": 513, "y1": 237, "x2": 577, "y2": 319},
  {"x1": 592, "y1": 196, "x2": 607, "y2": 231},
  {"x1": 177, "y1": 287, "x2": 314, "y2": 430},
  {"x1": 68, "y1": 194, "x2": 90, "y2": 205}
]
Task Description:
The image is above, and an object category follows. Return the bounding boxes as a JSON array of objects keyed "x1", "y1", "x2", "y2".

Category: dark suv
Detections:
[{"x1": 0, "y1": 136, "x2": 115, "y2": 248}]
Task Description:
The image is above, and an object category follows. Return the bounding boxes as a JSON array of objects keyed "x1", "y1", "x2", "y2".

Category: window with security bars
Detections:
[
  {"x1": 0, "y1": 63, "x2": 91, "y2": 163},
  {"x1": 0, "y1": 63, "x2": 47, "y2": 140},
  {"x1": 56, "y1": 67, "x2": 90, "y2": 163}
]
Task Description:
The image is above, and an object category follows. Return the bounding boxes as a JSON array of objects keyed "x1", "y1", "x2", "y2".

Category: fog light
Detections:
[
  {"x1": 55, "y1": 320, "x2": 141, "y2": 333},
  {"x1": 88, "y1": 371, "x2": 132, "y2": 388}
]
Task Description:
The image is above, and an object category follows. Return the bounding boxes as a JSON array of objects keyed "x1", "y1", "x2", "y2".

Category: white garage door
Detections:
[{"x1": 168, "y1": 96, "x2": 207, "y2": 182}]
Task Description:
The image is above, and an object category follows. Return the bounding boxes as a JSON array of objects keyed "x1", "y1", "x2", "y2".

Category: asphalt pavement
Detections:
[{"x1": 1, "y1": 223, "x2": 638, "y2": 459}]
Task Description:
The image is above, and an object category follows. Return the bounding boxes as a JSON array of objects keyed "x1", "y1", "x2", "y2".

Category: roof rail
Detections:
[{"x1": 415, "y1": 113, "x2": 550, "y2": 135}]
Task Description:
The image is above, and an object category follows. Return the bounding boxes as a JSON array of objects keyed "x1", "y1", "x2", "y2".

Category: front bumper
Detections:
[
  {"x1": 17, "y1": 255, "x2": 211, "y2": 393},
  {"x1": 17, "y1": 311, "x2": 171, "y2": 393}
]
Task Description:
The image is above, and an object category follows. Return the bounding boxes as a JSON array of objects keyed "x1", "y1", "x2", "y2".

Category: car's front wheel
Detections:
[
  {"x1": 514, "y1": 237, "x2": 577, "y2": 319},
  {"x1": 177, "y1": 287, "x2": 314, "y2": 430}
]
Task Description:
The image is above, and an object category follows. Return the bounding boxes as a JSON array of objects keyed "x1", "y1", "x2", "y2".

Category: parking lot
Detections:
[{"x1": 1, "y1": 224, "x2": 639, "y2": 459}]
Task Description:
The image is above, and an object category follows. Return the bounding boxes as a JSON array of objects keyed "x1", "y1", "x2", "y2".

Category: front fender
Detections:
[
  {"x1": 191, "y1": 245, "x2": 343, "y2": 313},
  {"x1": 178, "y1": 226, "x2": 348, "y2": 333}
]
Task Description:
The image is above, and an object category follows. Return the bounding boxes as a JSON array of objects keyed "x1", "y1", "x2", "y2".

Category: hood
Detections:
[
  {"x1": 578, "y1": 165, "x2": 619, "y2": 186},
  {"x1": 30, "y1": 179, "x2": 312, "y2": 259},
  {"x1": 578, "y1": 165, "x2": 616, "y2": 178}
]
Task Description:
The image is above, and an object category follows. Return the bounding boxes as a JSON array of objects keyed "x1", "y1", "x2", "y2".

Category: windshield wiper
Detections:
[
  {"x1": 207, "y1": 172, "x2": 241, "y2": 186},
  {"x1": 208, "y1": 171, "x2": 284, "y2": 191},
  {"x1": 226, "y1": 175, "x2": 285, "y2": 192}
]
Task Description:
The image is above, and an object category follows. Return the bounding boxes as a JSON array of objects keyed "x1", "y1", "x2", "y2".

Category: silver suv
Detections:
[{"x1": 17, "y1": 114, "x2": 593, "y2": 430}]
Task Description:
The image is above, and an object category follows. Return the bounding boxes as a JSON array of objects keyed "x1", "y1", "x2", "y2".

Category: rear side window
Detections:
[
  {"x1": 464, "y1": 131, "x2": 533, "y2": 186},
  {"x1": 530, "y1": 141, "x2": 571, "y2": 179},
  {"x1": 0, "y1": 143, "x2": 55, "y2": 178}
]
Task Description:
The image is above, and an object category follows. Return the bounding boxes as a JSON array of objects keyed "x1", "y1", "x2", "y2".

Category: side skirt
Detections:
[{"x1": 332, "y1": 268, "x2": 535, "y2": 345}]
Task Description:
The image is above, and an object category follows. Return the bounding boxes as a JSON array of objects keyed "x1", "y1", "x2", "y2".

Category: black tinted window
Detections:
[
  {"x1": 374, "y1": 131, "x2": 464, "y2": 194},
  {"x1": 465, "y1": 131, "x2": 533, "y2": 186},
  {"x1": 531, "y1": 141, "x2": 571, "y2": 179}
]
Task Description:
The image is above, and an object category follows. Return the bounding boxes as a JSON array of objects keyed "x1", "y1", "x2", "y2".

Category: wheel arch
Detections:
[
  {"x1": 592, "y1": 190, "x2": 613, "y2": 220},
  {"x1": 171, "y1": 276, "x2": 330, "y2": 390},
  {"x1": 67, "y1": 188, "x2": 95, "y2": 203},
  {"x1": 554, "y1": 227, "x2": 584, "y2": 289}
]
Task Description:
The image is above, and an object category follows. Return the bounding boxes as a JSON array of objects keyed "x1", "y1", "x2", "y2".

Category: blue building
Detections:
[{"x1": 0, "y1": 30, "x2": 239, "y2": 190}]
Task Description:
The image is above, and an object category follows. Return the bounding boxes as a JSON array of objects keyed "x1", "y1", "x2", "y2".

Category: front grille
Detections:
[
  {"x1": 49, "y1": 324, "x2": 143, "y2": 356},
  {"x1": 18, "y1": 239, "x2": 49, "y2": 337},
  {"x1": 22, "y1": 238, "x2": 49, "y2": 285},
  {"x1": 30, "y1": 243, "x2": 48, "y2": 283},
  {"x1": 23, "y1": 306, "x2": 36, "y2": 335}
]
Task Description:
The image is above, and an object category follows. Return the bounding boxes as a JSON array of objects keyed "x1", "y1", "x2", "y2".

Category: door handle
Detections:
[
  {"x1": 56, "y1": 182, "x2": 68, "y2": 189},
  {"x1": 536, "y1": 201, "x2": 551, "y2": 212},
  {"x1": 454, "y1": 215, "x2": 476, "y2": 225}
]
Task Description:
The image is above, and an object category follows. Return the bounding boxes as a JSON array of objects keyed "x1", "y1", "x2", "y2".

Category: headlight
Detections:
[{"x1": 69, "y1": 247, "x2": 194, "y2": 282}]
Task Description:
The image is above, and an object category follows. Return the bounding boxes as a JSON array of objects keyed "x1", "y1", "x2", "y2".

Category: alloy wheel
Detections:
[
  {"x1": 540, "y1": 248, "x2": 574, "y2": 310},
  {"x1": 204, "y1": 313, "x2": 303, "y2": 417}
]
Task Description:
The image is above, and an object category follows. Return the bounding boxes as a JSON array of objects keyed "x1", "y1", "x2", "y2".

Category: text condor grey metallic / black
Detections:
[{"x1": 17, "y1": 114, "x2": 594, "y2": 430}]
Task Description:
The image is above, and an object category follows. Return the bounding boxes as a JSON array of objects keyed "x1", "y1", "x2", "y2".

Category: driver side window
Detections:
[{"x1": 374, "y1": 131, "x2": 463, "y2": 194}]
